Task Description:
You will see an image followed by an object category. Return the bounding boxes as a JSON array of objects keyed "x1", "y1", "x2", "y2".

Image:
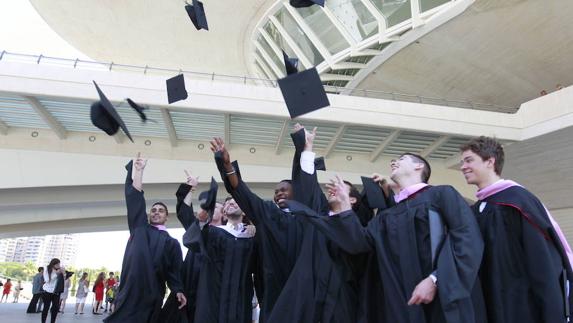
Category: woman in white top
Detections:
[{"x1": 41, "y1": 258, "x2": 62, "y2": 323}]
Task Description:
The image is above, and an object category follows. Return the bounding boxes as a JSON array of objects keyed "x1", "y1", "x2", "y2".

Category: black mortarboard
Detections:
[
  {"x1": 198, "y1": 177, "x2": 218, "y2": 213},
  {"x1": 290, "y1": 0, "x2": 325, "y2": 8},
  {"x1": 91, "y1": 81, "x2": 133, "y2": 142},
  {"x1": 361, "y1": 176, "x2": 387, "y2": 209},
  {"x1": 185, "y1": 0, "x2": 209, "y2": 31},
  {"x1": 283, "y1": 51, "x2": 299, "y2": 75},
  {"x1": 314, "y1": 157, "x2": 326, "y2": 171},
  {"x1": 278, "y1": 67, "x2": 330, "y2": 119},
  {"x1": 65, "y1": 271, "x2": 74, "y2": 279},
  {"x1": 166, "y1": 74, "x2": 188, "y2": 104},
  {"x1": 126, "y1": 98, "x2": 156, "y2": 123}
]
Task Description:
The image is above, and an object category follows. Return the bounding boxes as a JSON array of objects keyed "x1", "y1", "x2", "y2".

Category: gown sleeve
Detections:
[
  {"x1": 124, "y1": 161, "x2": 148, "y2": 232},
  {"x1": 290, "y1": 129, "x2": 329, "y2": 214},
  {"x1": 175, "y1": 183, "x2": 196, "y2": 231},
  {"x1": 435, "y1": 186, "x2": 484, "y2": 303},
  {"x1": 164, "y1": 239, "x2": 184, "y2": 294},
  {"x1": 287, "y1": 200, "x2": 374, "y2": 254}
]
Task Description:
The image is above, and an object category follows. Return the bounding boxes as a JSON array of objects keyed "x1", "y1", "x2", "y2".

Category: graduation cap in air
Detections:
[
  {"x1": 166, "y1": 74, "x2": 189, "y2": 104},
  {"x1": 90, "y1": 81, "x2": 134, "y2": 142},
  {"x1": 126, "y1": 98, "x2": 157, "y2": 123},
  {"x1": 198, "y1": 177, "x2": 218, "y2": 213},
  {"x1": 65, "y1": 271, "x2": 74, "y2": 279},
  {"x1": 361, "y1": 176, "x2": 387, "y2": 209},
  {"x1": 185, "y1": 0, "x2": 209, "y2": 31},
  {"x1": 314, "y1": 156, "x2": 326, "y2": 171},
  {"x1": 278, "y1": 67, "x2": 330, "y2": 119},
  {"x1": 289, "y1": 0, "x2": 325, "y2": 8},
  {"x1": 283, "y1": 51, "x2": 299, "y2": 75}
]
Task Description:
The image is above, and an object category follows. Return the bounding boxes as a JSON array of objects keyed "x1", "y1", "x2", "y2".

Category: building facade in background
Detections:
[{"x1": 0, "y1": 234, "x2": 79, "y2": 267}]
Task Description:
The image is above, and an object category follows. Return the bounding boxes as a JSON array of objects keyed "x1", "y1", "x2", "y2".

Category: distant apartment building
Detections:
[{"x1": 0, "y1": 234, "x2": 79, "y2": 267}]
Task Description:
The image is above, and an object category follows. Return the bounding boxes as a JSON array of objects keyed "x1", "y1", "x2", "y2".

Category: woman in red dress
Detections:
[{"x1": 92, "y1": 272, "x2": 106, "y2": 315}]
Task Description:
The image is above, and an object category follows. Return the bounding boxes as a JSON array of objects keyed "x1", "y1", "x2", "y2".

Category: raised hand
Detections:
[
  {"x1": 293, "y1": 123, "x2": 317, "y2": 151},
  {"x1": 133, "y1": 152, "x2": 148, "y2": 172},
  {"x1": 132, "y1": 152, "x2": 147, "y2": 191},
  {"x1": 184, "y1": 170, "x2": 199, "y2": 188},
  {"x1": 210, "y1": 137, "x2": 232, "y2": 169},
  {"x1": 325, "y1": 175, "x2": 352, "y2": 212},
  {"x1": 371, "y1": 173, "x2": 383, "y2": 183}
]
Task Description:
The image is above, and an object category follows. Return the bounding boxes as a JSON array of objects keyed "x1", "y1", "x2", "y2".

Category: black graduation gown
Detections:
[
  {"x1": 104, "y1": 161, "x2": 184, "y2": 323},
  {"x1": 160, "y1": 184, "x2": 202, "y2": 323},
  {"x1": 282, "y1": 129, "x2": 363, "y2": 323},
  {"x1": 215, "y1": 157, "x2": 306, "y2": 323},
  {"x1": 288, "y1": 185, "x2": 486, "y2": 323},
  {"x1": 183, "y1": 222, "x2": 255, "y2": 323},
  {"x1": 220, "y1": 181, "x2": 306, "y2": 322},
  {"x1": 473, "y1": 185, "x2": 573, "y2": 323}
]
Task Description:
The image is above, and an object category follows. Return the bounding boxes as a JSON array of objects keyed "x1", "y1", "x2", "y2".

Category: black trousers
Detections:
[
  {"x1": 26, "y1": 293, "x2": 42, "y2": 313},
  {"x1": 41, "y1": 292, "x2": 60, "y2": 323}
]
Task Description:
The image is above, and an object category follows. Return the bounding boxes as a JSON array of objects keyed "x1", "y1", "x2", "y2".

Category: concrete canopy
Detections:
[
  {"x1": 29, "y1": 0, "x2": 271, "y2": 75},
  {"x1": 356, "y1": 0, "x2": 573, "y2": 108}
]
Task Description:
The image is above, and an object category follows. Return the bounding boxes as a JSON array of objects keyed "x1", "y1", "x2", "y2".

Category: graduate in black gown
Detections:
[
  {"x1": 287, "y1": 153, "x2": 486, "y2": 323},
  {"x1": 160, "y1": 171, "x2": 203, "y2": 323},
  {"x1": 286, "y1": 124, "x2": 387, "y2": 323},
  {"x1": 460, "y1": 136, "x2": 573, "y2": 323},
  {"x1": 183, "y1": 177, "x2": 257, "y2": 323},
  {"x1": 105, "y1": 153, "x2": 186, "y2": 323},
  {"x1": 210, "y1": 137, "x2": 319, "y2": 323}
]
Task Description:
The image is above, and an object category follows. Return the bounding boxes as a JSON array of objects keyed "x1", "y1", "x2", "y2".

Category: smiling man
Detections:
[
  {"x1": 460, "y1": 136, "x2": 573, "y2": 323},
  {"x1": 104, "y1": 153, "x2": 186, "y2": 323}
]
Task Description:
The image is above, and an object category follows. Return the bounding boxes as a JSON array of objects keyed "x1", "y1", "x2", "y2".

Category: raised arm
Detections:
[
  {"x1": 288, "y1": 175, "x2": 374, "y2": 254},
  {"x1": 291, "y1": 124, "x2": 329, "y2": 214},
  {"x1": 175, "y1": 170, "x2": 198, "y2": 230},
  {"x1": 125, "y1": 153, "x2": 149, "y2": 232},
  {"x1": 211, "y1": 137, "x2": 267, "y2": 226}
]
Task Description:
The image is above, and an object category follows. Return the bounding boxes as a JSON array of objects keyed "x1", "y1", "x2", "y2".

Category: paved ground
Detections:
[{"x1": 0, "y1": 302, "x2": 109, "y2": 323}]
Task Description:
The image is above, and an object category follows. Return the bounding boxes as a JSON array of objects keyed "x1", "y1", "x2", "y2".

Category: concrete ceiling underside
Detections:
[{"x1": 356, "y1": 0, "x2": 573, "y2": 108}]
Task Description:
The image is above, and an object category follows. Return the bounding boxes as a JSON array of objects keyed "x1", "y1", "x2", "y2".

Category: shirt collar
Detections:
[
  {"x1": 225, "y1": 222, "x2": 244, "y2": 232},
  {"x1": 475, "y1": 179, "x2": 520, "y2": 201},
  {"x1": 152, "y1": 224, "x2": 167, "y2": 231},
  {"x1": 394, "y1": 183, "x2": 429, "y2": 204}
]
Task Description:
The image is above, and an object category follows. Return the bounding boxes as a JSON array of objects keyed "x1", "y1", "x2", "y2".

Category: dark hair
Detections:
[
  {"x1": 38, "y1": 267, "x2": 43, "y2": 273},
  {"x1": 94, "y1": 272, "x2": 105, "y2": 286},
  {"x1": 109, "y1": 272, "x2": 114, "y2": 276},
  {"x1": 401, "y1": 153, "x2": 431, "y2": 183},
  {"x1": 343, "y1": 181, "x2": 362, "y2": 210},
  {"x1": 279, "y1": 179, "x2": 292, "y2": 185},
  {"x1": 46, "y1": 258, "x2": 60, "y2": 282},
  {"x1": 151, "y1": 202, "x2": 169, "y2": 215},
  {"x1": 224, "y1": 196, "x2": 234, "y2": 203},
  {"x1": 460, "y1": 136, "x2": 504, "y2": 175}
]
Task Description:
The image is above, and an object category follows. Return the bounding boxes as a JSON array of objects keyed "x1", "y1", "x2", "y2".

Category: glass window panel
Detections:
[
  {"x1": 263, "y1": 22, "x2": 307, "y2": 71},
  {"x1": 274, "y1": 8, "x2": 325, "y2": 66},
  {"x1": 255, "y1": 49, "x2": 278, "y2": 79},
  {"x1": 257, "y1": 35, "x2": 284, "y2": 73},
  {"x1": 325, "y1": 0, "x2": 379, "y2": 42},
  {"x1": 369, "y1": 0, "x2": 412, "y2": 27},
  {"x1": 296, "y1": 6, "x2": 349, "y2": 54},
  {"x1": 420, "y1": 0, "x2": 449, "y2": 13}
]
